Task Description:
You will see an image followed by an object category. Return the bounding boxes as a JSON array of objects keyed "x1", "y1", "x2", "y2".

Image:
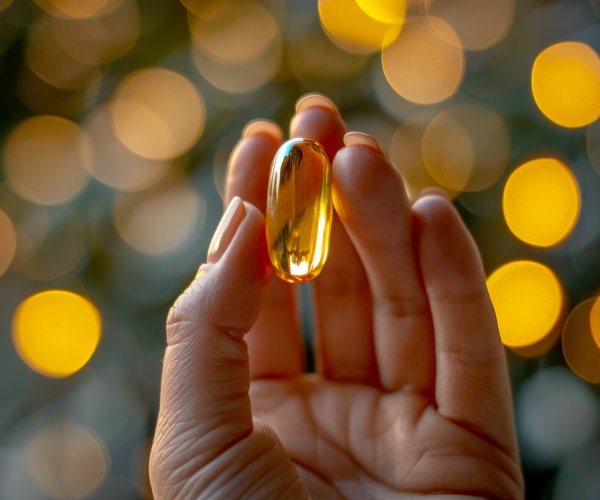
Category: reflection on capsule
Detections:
[{"x1": 266, "y1": 138, "x2": 332, "y2": 283}]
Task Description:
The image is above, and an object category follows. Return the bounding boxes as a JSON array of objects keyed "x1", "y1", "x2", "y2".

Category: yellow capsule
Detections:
[{"x1": 266, "y1": 138, "x2": 332, "y2": 283}]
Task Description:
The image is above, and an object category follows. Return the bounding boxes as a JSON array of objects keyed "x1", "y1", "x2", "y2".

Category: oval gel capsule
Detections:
[{"x1": 266, "y1": 138, "x2": 332, "y2": 283}]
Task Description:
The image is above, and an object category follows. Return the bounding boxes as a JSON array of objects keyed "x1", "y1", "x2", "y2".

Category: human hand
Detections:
[{"x1": 149, "y1": 94, "x2": 524, "y2": 499}]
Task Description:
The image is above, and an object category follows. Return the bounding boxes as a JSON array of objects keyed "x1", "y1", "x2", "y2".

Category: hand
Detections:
[{"x1": 149, "y1": 94, "x2": 524, "y2": 499}]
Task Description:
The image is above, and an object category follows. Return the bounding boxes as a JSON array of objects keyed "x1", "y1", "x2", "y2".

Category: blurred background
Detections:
[{"x1": 0, "y1": 0, "x2": 599, "y2": 498}]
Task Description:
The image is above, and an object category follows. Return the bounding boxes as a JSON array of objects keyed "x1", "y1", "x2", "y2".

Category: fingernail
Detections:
[
  {"x1": 343, "y1": 131, "x2": 387, "y2": 157},
  {"x1": 207, "y1": 196, "x2": 246, "y2": 264},
  {"x1": 241, "y1": 119, "x2": 284, "y2": 142},
  {"x1": 419, "y1": 186, "x2": 451, "y2": 201},
  {"x1": 295, "y1": 93, "x2": 339, "y2": 115}
]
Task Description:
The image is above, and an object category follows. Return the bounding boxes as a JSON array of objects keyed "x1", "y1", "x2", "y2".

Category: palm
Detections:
[{"x1": 251, "y1": 375, "x2": 519, "y2": 498}]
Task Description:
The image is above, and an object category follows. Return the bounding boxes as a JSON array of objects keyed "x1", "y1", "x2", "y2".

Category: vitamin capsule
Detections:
[{"x1": 266, "y1": 138, "x2": 332, "y2": 283}]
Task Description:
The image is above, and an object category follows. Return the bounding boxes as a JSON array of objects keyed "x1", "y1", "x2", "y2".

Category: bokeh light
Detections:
[
  {"x1": 84, "y1": 106, "x2": 171, "y2": 191},
  {"x1": 421, "y1": 102, "x2": 510, "y2": 192},
  {"x1": 34, "y1": 0, "x2": 123, "y2": 19},
  {"x1": 113, "y1": 172, "x2": 206, "y2": 256},
  {"x1": 503, "y1": 158, "x2": 580, "y2": 247},
  {"x1": 0, "y1": 0, "x2": 13, "y2": 13},
  {"x1": 389, "y1": 122, "x2": 452, "y2": 200},
  {"x1": 26, "y1": 16, "x2": 101, "y2": 91},
  {"x1": 192, "y1": 36, "x2": 282, "y2": 94},
  {"x1": 517, "y1": 367, "x2": 599, "y2": 466},
  {"x1": 51, "y1": 0, "x2": 139, "y2": 65},
  {"x1": 0, "y1": 210, "x2": 17, "y2": 277},
  {"x1": 110, "y1": 68, "x2": 206, "y2": 161},
  {"x1": 355, "y1": 0, "x2": 406, "y2": 25},
  {"x1": 318, "y1": 0, "x2": 402, "y2": 55},
  {"x1": 26, "y1": 422, "x2": 108, "y2": 499},
  {"x1": 591, "y1": 297, "x2": 600, "y2": 349},
  {"x1": 381, "y1": 15, "x2": 464, "y2": 104},
  {"x1": 426, "y1": 0, "x2": 515, "y2": 51},
  {"x1": 562, "y1": 299, "x2": 600, "y2": 384},
  {"x1": 487, "y1": 260, "x2": 563, "y2": 354},
  {"x1": 188, "y1": 1, "x2": 278, "y2": 65},
  {"x1": 531, "y1": 41, "x2": 600, "y2": 128},
  {"x1": 3, "y1": 115, "x2": 91, "y2": 205},
  {"x1": 12, "y1": 290, "x2": 102, "y2": 378},
  {"x1": 18, "y1": 63, "x2": 101, "y2": 117}
]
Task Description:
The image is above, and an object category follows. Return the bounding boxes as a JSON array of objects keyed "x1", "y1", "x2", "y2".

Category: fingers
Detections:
[
  {"x1": 291, "y1": 95, "x2": 377, "y2": 384},
  {"x1": 412, "y1": 194, "x2": 518, "y2": 455},
  {"x1": 332, "y1": 133, "x2": 434, "y2": 393},
  {"x1": 225, "y1": 120, "x2": 282, "y2": 212},
  {"x1": 225, "y1": 121, "x2": 303, "y2": 379},
  {"x1": 152, "y1": 201, "x2": 270, "y2": 479}
]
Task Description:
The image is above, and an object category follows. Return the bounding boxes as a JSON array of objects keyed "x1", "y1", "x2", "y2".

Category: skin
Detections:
[{"x1": 149, "y1": 97, "x2": 525, "y2": 499}]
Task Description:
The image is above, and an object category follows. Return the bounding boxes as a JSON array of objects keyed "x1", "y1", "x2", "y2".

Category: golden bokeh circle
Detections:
[
  {"x1": 531, "y1": 41, "x2": 600, "y2": 128},
  {"x1": 12, "y1": 290, "x2": 102, "y2": 378},
  {"x1": 381, "y1": 16, "x2": 464, "y2": 104},
  {"x1": 503, "y1": 158, "x2": 580, "y2": 247},
  {"x1": 487, "y1": 260, "x2": 563, "y2": 351}
]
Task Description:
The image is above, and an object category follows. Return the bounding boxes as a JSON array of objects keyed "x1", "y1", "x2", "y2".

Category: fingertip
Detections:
[
  {"x1": 343, "y1": 131, "x2": 387, "y2": 157},
  {"x1": 242, "y1": 119, "x2": 284, "y2": 143},
  {"x1": 290, "y1": 98, "x2": 345, "y2": 159},
  {"x1": 295, "y1": 93, "x2": 339, "y2": 115},
  {"x1": 417, "y1": 186, "x2": 450, "y2": 201},
  {"x1": 225, "y1": 132, "x2": 281, "y2": 211}
]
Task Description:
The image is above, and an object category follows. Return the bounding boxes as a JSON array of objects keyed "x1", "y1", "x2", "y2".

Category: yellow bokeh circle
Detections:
[
  {"x1": 355, "y1": 0, "x2": 406, "y2": 25},
  {"x1": 318, "y1": 0, "x2": 402, "y2": 55},
  {"x1": 12, "y1": 290, "x2": 101, "y2": 378},
  {"x1": 531, "y1": 41, "x2": 600, "y2": 128},
  {"x1": 487, "y1": 260, "x2": 563, "y2": 351},
  {"x1": 503, "y1": 158, "x2": 580, "y2": 247}
]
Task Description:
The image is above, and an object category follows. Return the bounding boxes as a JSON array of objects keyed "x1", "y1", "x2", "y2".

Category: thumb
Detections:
[{"x1": 150, "y1": 197, "x2": 274, "y2": 492}]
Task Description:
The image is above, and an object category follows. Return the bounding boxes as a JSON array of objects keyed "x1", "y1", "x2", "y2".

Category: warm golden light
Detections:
[
  {"x1": 356, "y1": 0, "x2": 406, "y2": 24},
  {"x1": 318, "y1": 0, "x2": 401, "y2": 55},
  {"x1": 503, "y1": 158, "x2": 580, "y2": 247},
  {"x1": 532, "y1": 41, "x2": 600, "y2": 128},
  {"x1": 34, "y1": 0, "x2": 123, "y2": 19},
  {"x1": 0, "y1": 210, "x2": 17, "y2": 277},
  {"x1": 487, "y1": 260, "x2": 563, "y2": 352},
  {"x1": 12, "y1": 290, "x2": 102, "y2": 378},
  {"x1": 389, "y1": 122, "x2": 454, "y2": 200},
  {"x1": 111, "y1": 68, "x2": 205, "y2": 161},
  {"x1": 381, "y1": 16, "x2": 464, "y2": 104},
  {"x1": 188, "y1": 1, "x2": 278, "y2": 64},
  {"x1": 52, "y1": 0, "x2": 139, "y2": 65},
  {"x1": 26, "y1": 17, "x2": 101, "y2": 91},
  {"x1": 192, "y1": 36, "x2": 282, "y2": 94},
  {"x1": 591, "y1": 296, "x2": 600, "y2": 349},
  {"x1": 26, "y1": 422, "x2": 108, "y2": 499},
  {"x1": 563, "y1": 299, "x2": 600, "y2": 383},
  {"x1": 114, "y1": 173, "x2": 205, "y2": 255},
  {"x1": 421, "y1": 102, "x2": 510, "y2": 192},
  {"x1": 0, "y1": 0, "x2": 13, "y2": 12},
  {"x1": 427, "y1": 0, "x2": 514, "y2": 51},
  {"x1": 85, "y1": 106, "x2": 171, "y2": 191},
  {"x1": 3, "y1": 115, "x2": 91, "y2": 205}
]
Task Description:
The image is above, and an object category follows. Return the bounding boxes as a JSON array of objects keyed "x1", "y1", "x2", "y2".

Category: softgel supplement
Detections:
[{"x1": 266, "y1": 138, "x2": 332, "y2": 283}]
